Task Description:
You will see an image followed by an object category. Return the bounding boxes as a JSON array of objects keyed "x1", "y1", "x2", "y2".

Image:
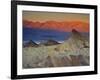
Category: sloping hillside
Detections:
[{"x1": 23, "y1": 29, "x2": 89, "y2": 68}]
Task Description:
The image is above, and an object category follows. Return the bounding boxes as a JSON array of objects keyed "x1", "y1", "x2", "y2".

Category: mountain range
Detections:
[{"x1": 23, "y1": 20, "x2": 89, "y2": 32}]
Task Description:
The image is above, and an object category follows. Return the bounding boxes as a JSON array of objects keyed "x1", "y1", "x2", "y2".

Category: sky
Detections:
[
  {"x1": 23, "y1": 11, "x2": 89, "y2": 23},
  {"x1": 23, "y1": 11, "x2": 89, "y2": 42},
  {"x1": 23, "y1": 11, "x2": 89, "y2": 32}
]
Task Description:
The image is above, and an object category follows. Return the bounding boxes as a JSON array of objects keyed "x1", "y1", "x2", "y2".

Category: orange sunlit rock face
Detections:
[{"x1": 23, "y1": 20, "x2": 89, "y2": 32}]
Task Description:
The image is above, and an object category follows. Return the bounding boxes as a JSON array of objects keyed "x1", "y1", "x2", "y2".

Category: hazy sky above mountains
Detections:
[
  {"x1": 23, "y1": 11, "x2": 89, "y2": 42},
  {"x1": 23, "y1": 11, "x2": 89, "y2": 23}
]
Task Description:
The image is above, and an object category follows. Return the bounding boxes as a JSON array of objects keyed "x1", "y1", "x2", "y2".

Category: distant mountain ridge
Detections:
[{"x1": 23, "y1": 20, "x2": 89, "y2": 32}]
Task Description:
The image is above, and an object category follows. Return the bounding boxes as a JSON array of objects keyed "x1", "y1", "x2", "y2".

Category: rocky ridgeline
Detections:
[{"x1": 23, "y1": 29, "x2": 89, "y2": 68}]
